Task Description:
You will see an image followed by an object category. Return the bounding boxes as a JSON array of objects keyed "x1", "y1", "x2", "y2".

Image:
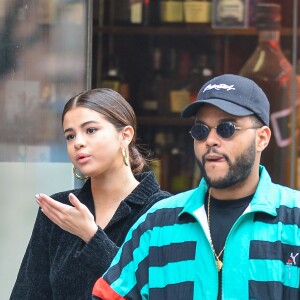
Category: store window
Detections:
[{"x1": 0, "y1": 1, "x2": 91, "y2": 298}]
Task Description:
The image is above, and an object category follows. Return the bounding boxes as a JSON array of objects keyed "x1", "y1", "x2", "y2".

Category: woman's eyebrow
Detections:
[{"x1": 63, "y1": 120, "x2": 100, "y2": 134}]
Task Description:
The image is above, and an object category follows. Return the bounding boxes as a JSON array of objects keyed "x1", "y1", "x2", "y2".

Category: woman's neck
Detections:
[{"x1": 90, "y1": 169, "x2": 139, "y2": 208}]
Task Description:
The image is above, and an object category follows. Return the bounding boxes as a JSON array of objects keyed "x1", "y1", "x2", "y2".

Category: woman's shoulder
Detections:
[
  {"x1": 149, "y1": 188, "x2": 172, "y2": 201},
  {"x1": 135, "y1": 171, "x2": 172, "y2": 198}
]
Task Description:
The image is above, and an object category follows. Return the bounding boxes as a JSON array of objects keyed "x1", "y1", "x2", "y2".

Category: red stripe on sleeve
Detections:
[{"x1": 92, "y1": 277, "x2": 125, "y2": 300}]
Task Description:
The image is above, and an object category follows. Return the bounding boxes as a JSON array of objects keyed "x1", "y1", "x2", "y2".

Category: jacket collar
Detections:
[
  {"x1": 181, "y1": 165, "x2": 278, "y2": 217},
  {"x1": 76, "y1": 171, "x2": 161, "y2": 213}
]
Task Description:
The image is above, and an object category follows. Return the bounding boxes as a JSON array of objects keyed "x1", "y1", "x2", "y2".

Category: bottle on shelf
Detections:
[
  {"x1": 169, "y1": 50, "x2": 191, "y2": 114},
  {"x1": 239, "y1": 3, "x2": 299, "y2": 187},
  {"x1": 168, "y1": 132, "x2": 194, "y2": 193},
  {"x1": 183, "y1": 0, "x2": 212, "y2": 24},
  {"x1": 101, "y1": 59, "x2": 130, "y2": 101},
  {"x1": 114, "y1": 0, "x2": 131, "y2": 25},
  {"x1": 129, "y1": 0, "x2": 160, "y2": 26},
  {"x1": 151, "y1": 131, "x2": 170, "y2": 189},
  {"x1": 212, "y1": 0, "x2": 247, "y2": 28},
  {"x1": 159, "y1": 0, "x2": 184, "y2": 24},
  {"x1": 165, "y1": 47, "x2": 177, "y2": 76},
  {"x1": 147, "y1": 0, "x2": 160, "y2": 26},
  {"x1": 130, "y1": 0, "x2": 143, "y2": 24},
  {"x1": 101, "y1": 68, "x2": 121, "y2": 92},
  {"x1": 188, "y1": 53, "x2": 213, "y2": 102},
  {"x1": 140, "y1": 47, "x2": 166, "y2": 115}
]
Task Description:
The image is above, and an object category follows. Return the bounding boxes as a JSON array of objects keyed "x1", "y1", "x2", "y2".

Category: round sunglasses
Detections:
[{"x1": 189, "y1": 122, "x2": 261, "y2": 141}]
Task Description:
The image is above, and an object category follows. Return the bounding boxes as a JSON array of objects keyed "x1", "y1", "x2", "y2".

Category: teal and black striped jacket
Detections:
[{"x1": 93, "y1": 166, "x2": 300, "y2": 299}]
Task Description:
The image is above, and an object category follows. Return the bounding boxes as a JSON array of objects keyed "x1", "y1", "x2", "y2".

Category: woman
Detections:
[{"x1": 10, "y1": 88, "x2": 171, "y2": 299}]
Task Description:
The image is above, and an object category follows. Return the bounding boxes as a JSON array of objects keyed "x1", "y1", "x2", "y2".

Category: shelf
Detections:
[
  {"x1": 137, "y1": 116, "x2": 194, "y2": 126},
  {"x1": 95, "y1": 1, "x2": 300, "y2": 192},
  {"x1": 97, "y1": 25, "x2": 297, "y2": 36}
]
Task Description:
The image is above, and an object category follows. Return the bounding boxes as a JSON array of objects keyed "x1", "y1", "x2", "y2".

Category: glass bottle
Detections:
[
  {"x1": 151, "y1": 131, "x2": 169, "y2": 189},
  {"x1": 114, "y1": 0, "x2": 131, "y2": 25},
  {"x1": 188, "y1": 53, "x2": 213, "y2": 102},
  {"x1": 159, "y1": 0, "x2": 184, "y2": 24},
  {"x1": 140, "y1": 47, "x2": 164, "y2": 115},
  {"x1": 169, "y1": 50, "x2": 191, "y2": 114},
  {"x1": 168, "y1": 131, "x2": 194, "y2": 193},
  {"x1": 183, "y1": 0, "x2": 212, "y2": 24},
  {"x1": 130, "y1": 0, "x2": 143, "y2": 24},
  {"x1": 129, "y1": 0, "x2": 160, "y2": 25},
  {"x1": 101, "y1": 57, "x2": 130, "y2": 101},
  {"x1": 239, "y1": 3, "x2": 298, "y2": 186},
  {"x1": 215, "y1": 0, "x2": 245, "y2": 27}
]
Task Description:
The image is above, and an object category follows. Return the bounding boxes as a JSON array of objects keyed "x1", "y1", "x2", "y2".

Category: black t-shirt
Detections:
[{"x1": 205, "y1": 192, "x2": 253, "y2": 300}]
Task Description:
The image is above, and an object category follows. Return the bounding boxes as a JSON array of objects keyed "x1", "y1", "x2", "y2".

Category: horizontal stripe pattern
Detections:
[
  {"x1": 254, "y1": 205, "x2": 300, "y2": 227},
  {"x1": 124, "y1": 281, "x2": 195, "y2": 300},
  {"x1": 104, "y1": 207, "x2": 196, "y2": 284},
  {"x1": 250, "y1": 240, "x2": 300, "y2": 266},
  {"x1": 131, "y1": 241, "x2": 197, "y2": 297},
  {"x1": 149, "y1": 282, "x2": 194, "y2": 299},
  {"x1": 248, "y1": 259, "x2": 299, "y2": 287},
  {"x1": 94, "y1": 170, "x2": 300, "y2": 299},
  {"x1": 149, "y1": 242, "x2": 196, "y2": 267},
  {"x1": 249, "y1": 280, "x2": 300, "y2": 299}
]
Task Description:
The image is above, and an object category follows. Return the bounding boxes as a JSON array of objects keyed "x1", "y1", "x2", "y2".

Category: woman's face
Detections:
[{"x1": 62, "y1": 107, "x2": 124, "y2": 178}]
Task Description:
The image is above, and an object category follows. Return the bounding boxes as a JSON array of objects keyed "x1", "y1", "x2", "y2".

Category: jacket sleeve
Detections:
[
  {"x1": 10, "y1": 209, "x2": 52, "y2": 300},
  {"x1": 74, "y1": 227, "x2": 120, "y2": 278},
  {"x1": 92, "y1": 212, "x2": 153, "y2": 300}
]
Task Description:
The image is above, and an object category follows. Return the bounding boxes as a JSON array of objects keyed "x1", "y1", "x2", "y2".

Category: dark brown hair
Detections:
[{"x1": 62, "y1": 88, "x2": 147, "y2": 174}]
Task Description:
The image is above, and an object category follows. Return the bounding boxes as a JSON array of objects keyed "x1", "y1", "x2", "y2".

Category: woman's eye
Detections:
[
  {"x1": 87, "y1": 128, "x2": 97, "y2": 134},
  {"x1": 65, "y1": 134, "x2": 75, "y2": 141}
]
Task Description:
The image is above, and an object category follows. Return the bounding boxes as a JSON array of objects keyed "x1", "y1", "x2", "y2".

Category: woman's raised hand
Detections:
[{"x1": 35, "y1": 193, "x2": 98, "y2": 243}]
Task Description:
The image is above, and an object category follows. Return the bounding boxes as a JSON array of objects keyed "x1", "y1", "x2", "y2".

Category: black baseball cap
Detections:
[{"x1": 181, "y1": 74, "x2": 270, "y2": 126}]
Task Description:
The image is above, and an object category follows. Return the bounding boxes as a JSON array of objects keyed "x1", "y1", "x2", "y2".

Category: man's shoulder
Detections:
[
  {"x1": 258, "y1": 166, "x2": 300, "y2": 209},
  {"x1": 273, "y1": 184, "x2": 300, "y2": 208}
]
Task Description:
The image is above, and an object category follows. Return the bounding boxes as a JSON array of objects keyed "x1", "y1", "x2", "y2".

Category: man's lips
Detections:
[{"x1": 204, "y1": 153, "x2": 225, "y2": 162}]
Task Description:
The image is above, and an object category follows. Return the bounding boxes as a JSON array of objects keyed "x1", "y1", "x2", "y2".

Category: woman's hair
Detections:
[{"x1": 62, "y1": 88, "x2": 147, "y2": 174}]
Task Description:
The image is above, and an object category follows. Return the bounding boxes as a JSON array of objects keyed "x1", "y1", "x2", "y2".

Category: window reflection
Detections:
[{"x1": 0, "y1": 0, "x2": 87, "y2": 162}]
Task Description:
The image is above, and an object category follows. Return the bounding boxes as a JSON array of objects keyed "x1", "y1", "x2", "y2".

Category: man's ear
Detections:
[{"x1": 257, "y1": 126, "x2": 271, "y2": 152}]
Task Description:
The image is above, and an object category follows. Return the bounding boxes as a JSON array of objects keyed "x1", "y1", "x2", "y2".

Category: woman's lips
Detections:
[{"x1": 76, "y1": 153, "x2": 91, "y2": 164}]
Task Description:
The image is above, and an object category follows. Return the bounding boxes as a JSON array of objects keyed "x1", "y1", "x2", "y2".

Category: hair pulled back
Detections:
[{"x1": 62, "y1": 88, "x2": 147, "y2": 174}]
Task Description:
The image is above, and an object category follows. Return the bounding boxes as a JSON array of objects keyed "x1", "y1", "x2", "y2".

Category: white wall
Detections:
[{"x1": 0, "y1": 162, "x2": 74, "y2": 300}]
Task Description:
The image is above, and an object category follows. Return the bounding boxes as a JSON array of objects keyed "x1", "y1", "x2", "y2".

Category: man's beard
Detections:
[{"x1": 197, "y1": 138, "x2": 256, "y2": 189}]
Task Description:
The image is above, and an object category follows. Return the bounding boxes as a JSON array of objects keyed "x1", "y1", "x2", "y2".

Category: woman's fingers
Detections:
[
  {"x1": 68, "y1": 193, "x2": 82, "y2": 209},
  {"x1": 34, "y1": 192, "x2": 97, "y2": 242},
  {"x1": 36, "y1": 193, "x2": 66, "y2": 210},
  {"x1": 35, "y1": 194, "x2": 69, "y2": 224}
]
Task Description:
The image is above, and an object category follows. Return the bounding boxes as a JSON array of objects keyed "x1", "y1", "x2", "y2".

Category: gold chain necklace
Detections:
[{"x1": 207, "y1": 188, "x2": 225, "y2": 272}]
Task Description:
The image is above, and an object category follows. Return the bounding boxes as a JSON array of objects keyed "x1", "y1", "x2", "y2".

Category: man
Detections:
[{"x1": 92, "y1": 74, "x2": 300, "y2": 299}]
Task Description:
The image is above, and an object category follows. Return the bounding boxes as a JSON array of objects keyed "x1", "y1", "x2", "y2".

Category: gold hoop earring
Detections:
[
  {"x1": 121, "y1": 147, "x2": 129, "y2": 166},
  {"x1": 72, "y1": 167, "x2": 88, "y2": 180}
]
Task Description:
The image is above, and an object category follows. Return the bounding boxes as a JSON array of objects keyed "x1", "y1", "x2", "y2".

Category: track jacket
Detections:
[{"x1": 92, "y1": 166, "x2": 300, "y2": 299}]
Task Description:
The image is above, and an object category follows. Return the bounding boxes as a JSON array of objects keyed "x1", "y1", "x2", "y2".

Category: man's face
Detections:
[{"x1": 193, "y1": 104, "x2": 259, "y2": 189}]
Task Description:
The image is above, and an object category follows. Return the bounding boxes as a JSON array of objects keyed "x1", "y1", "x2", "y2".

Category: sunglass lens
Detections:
[
  {"x1": 217, "y1": 122, "x2": 235, "y2": 138},
  {"x1": 191, "y1": 124, "x2": 210, "y2": 141}
]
